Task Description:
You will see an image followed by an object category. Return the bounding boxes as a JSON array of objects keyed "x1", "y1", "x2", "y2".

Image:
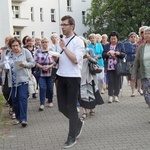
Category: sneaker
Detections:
[
  {"x1": 39, "y1": 105, "x2": 44, "y2": 111},
  {"x1": 76, "y1": 119, "x2": 84, "y2": 138},
  {"x1": 63, "y1": 136, "x2": 77, "y2": 149},
  {"x1": 108, "y1": 96, "x2": 113, "y2": 103},
  {"x1": 48, "y1": 103, "x2": 53, "y2": 108},
  {"x1": 114, "y1": 96, "x2": 119, "y2": 102},
  {"x1": 21, "y1": 121, "x2": 28, "y2": 127}
]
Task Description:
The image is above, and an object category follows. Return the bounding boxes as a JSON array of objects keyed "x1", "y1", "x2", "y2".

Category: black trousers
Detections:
[
  {"x1": 57, "y1": 76, "x2": 81, "y2": 138},
  {"x1": 107, "y1": 70, "x2": 120, "y2": 97}
]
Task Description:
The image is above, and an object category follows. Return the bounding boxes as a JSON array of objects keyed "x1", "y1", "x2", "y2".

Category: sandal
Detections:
[
  {"x1": 80, "y1": 113, "x2": 88, "y2": 120},
  {"x1": 9, "y1": 108, "x2": 13, "y2": 115},
  {"x1": 12, "y1": 120, "x2": 20, "y2": 125},
  {"x1": 11, "y1": 113, "x2": 16, "y2": 119},
  {"x1": 138, "y1": 90, "x2": 143, "y2": 96},
  {"x1": 89, "y1": 111, "x2": 95, "y2": 116}
]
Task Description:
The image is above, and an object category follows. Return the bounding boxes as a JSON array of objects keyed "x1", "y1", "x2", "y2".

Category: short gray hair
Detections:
[{"x1": 144, "y1": 27, "x2": 150, "y2": 32}]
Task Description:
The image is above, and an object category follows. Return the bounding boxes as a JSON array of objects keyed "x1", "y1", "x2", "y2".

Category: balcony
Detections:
[
  {"x1": 12, "y1": 17, "x2": 29, "y2": 28},
  {"x1": 12, "y1": 0, "x2": 27, "y2": 3}
]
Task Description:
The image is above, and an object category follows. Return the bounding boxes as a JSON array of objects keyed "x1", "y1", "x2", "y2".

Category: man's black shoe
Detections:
[
  {"x1": 76, "y1": 119, "x2": 84, "y2": 138},
  {"x1": 63, "y1": 136, "x2": 77, "y2": 149},
  {"x1": 32, "y1": 93, "x2": 37, "y2": 99}
]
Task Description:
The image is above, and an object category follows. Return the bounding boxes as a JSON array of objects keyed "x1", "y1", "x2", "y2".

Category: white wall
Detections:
[
  {"x1": 0, "y1": 0, "x2": 13, "y2": 46},
  {"x1": 0, "y1": 0, "x2": 92, "y2": 46}
]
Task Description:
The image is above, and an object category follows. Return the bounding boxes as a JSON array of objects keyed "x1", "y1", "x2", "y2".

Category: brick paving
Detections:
[{"x1": 0, "y1": 81, "x2": 150, "y2": 150}]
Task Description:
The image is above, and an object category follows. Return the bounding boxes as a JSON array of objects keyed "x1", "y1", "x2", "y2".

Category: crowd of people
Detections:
[{"x1": 0, "y1": 14, "x2": 150, "y2": 148}]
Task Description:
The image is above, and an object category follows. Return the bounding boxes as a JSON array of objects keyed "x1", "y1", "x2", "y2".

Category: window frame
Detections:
[
  {"x1": 31, "y1": 7, "x2": 34, "y2": 21},
  {"x1": 51, "y1": 9, "x2": 56, "y2": 22},
  {"x1": 12, "y1": 5, "x2": 20, "y2": 18},
  {"x1": 40, "y1": 8, "x2": 44, "y2": 21}
]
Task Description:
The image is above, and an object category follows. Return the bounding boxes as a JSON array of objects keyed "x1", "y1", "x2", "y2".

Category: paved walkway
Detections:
[{"x1": 0, "y1": 81, "x2": 150, "y2": 150}]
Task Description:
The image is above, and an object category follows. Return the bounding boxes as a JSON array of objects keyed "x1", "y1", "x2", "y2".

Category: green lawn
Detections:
[
  {"x1": 0, "y1": 94, "x2": 5, "y2": 117},
  {"x1": 0, "y1": 94, "x2": 12, "y2": 139}
]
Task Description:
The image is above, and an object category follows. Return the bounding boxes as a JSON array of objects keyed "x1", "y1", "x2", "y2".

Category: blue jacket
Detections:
[
  {"x1": 124, "y1": 42, "x2": 136, "y2": 62},
  {"x1": 87, "y1": 43, "x2": 104, "y2": 66}
]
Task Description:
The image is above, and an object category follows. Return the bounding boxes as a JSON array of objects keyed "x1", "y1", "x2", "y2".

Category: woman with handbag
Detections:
[
  {"x1": 87, "y1": 33, "x2": 105, "y2": 95},
  {"x1": 34, "y1": 38, "x2": 55, "y2": 111},
  {"x1": 79, "y1": 37, "x2": 104, "y2": 119},
  {"x1": 0, "y1": 37, "x2": 35, "y2": 127},
  {"x1": 103, "y1": 31, "x2": 126, "y2": 103}
]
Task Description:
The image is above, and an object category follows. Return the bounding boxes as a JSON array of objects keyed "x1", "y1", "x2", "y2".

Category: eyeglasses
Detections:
[{"x1": 60, "y1": 24, "x2": 70, "y2": 27}]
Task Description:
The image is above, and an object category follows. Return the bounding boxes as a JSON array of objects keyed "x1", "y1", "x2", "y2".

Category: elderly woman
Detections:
[
  {"x1": 0, "y1": 35, "x2": 15, "y2": 118},
  {"x1": 135, "y1": 26, "x2": 148, "y2": 96},
  {"x1": 132, "y1": 27, "x2": 150, "y2": 110},
  {"x1": 50, "y1": 33, "x2": 60, "y2": 52},
  {"x1": 124, "y1": 32, "x2": 137, "y2": 97},
  {"x1": 80, "y1": 47, "x2": 104, "y2": 119},
  {"x1": 0, "y1": 37, "x2": 35, "y2": 127},
  {"x1": 87, "y1": 33, "x2": 104, "y2": 95},
  {"x1": 103, "y1": 31, "x2": 126, "y2": 103},
  {"x1": 34, "y1": 38, "x2": 55, "y2": 111}
]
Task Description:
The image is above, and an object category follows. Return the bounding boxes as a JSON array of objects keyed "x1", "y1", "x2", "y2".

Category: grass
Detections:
[
  {"x1": 0, "y1": 94, "x2": 12, "y2": 139},
  {"x1": 0, "y1": 94, "x2": 5, "y2": 117}
]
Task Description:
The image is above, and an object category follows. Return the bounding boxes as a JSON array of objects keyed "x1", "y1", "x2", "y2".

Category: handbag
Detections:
[
  {"x1": 28, "y1": 74, "x2": 37, "y2": 95},
  {"x1": 51, "y1": 67, "x2": 58, "y2": 79},
  {"x1": 115, "y1": 60, "x2": 131, "y2": 76},
  {"x1": 88, "y1": 57, "x2": 102, "y2": 74},
  {"x1": 89, "y1": 62, "x2": 102, "y2": 74},
  {"x1": 33, "y1": 67, "x2": 40, "y2": 78}
]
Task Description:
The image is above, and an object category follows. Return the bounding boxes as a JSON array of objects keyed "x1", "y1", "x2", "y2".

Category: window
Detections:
[
  {"x1": 67, "y1": 0, "x2": 72, "y2": 12},
  {"x1": 31, "y1": 7, "x2": 34, "y2": 21},
  {"x1": 41, "y1": 31, "x2": 44, "y2": 38},
  {"x1": 12, "y1": 6, "x2": 20, "y2": 18},
  {"x1": 13, "y1": 31, "x2": 21, "y2": 39},
  {"x1": 51, "y1": 9, "x2": 56, "y2": 22},
  {"x1": 40, "y1": 8, "x2": 43, "y2": 21},
  {"x1": 82, "y1": 11, "x2": 85, "y2": 24},
  {"x1": 32, "y1": 31, "x2": 35, "y2": 39}
]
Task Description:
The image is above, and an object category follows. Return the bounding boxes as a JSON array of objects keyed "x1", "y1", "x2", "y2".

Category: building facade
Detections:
[{"x1": 0, "y1": 0, "x2": 91, "y2": 46}]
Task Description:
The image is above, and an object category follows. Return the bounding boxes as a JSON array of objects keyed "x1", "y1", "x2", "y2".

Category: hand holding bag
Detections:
[{"x1": 88, "y1": 57, "x2": 102, "y2": 74}]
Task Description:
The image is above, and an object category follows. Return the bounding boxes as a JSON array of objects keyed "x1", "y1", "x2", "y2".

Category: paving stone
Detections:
[{"x1": 1, "y1": 80, "x2": 150, "y2": 150}]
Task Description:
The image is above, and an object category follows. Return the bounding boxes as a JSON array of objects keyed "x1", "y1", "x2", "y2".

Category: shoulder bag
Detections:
[
  {"x1": 115, "y1": 58, "x2": 131, "y2": 76},
  {"x1": 88, "y1": 57, "x2": 102, "y2": 74}
]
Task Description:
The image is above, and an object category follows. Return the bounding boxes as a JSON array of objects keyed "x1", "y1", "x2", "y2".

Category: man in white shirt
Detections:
[{"x1": 57, "y1": 15, "x2": 85, "y2": 149}]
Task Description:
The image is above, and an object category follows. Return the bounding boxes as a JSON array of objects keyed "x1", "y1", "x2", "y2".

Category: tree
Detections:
[{"x1": 85, "y1": 0, "x2": 150, "y2": 40}]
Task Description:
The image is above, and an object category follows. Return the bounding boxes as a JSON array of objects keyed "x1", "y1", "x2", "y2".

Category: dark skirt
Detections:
[{"x1": 80, "y1": 80, "x2": 104, "y2": 109}]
